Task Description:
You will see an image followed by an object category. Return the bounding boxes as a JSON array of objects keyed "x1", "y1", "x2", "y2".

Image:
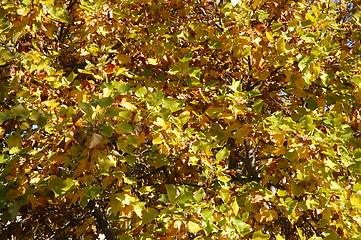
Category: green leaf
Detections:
[
  {"x1": 193, "y1": 188, "x2": 205, "y2": 204},
  {"x1": 81, "y1": 186, "x2": 102, "y2": 207},
  {"x1": 67, "y1": 71, "x2": 77, "y2": 82},
  {"x1": 353, "y1": 11, "x2": 361, "y2": 26},
  {"x1": 201, "y1": 208, "x2": 213, "y2": 220},
  {"x1": 115, "y1": 122, "x2": 134, "y2": 134},
  {"x1": 46, "y1": 5, "x2": 70, "y2": 23},
  {"x1": 306, "y1": 97, "x2": 318, "y2": 110},
  {"x1": 166, "y1": 184, "x2": 178, "y2": 203},
  {"x1": 49, "y1": 177, "x2": 77, "y2": 197},
  {"x1": 79, "y1": 102, "x2": 93, "y2": 116},
  {"x1": 189, "y1": 67, "x2": 201, "y2": 80},
  {"x1": 298, "y1": 55, "x2": 314, "y2": 72},
  {"x1": 205, "y1": 106, "x2": 223, "y2": 119},
  {"x1": 117, "y1": 82, "x2": 130, "y2": 94},
  {"x1": 0, "y1": 154, "x2": 9, "y2": 164},
  {"x1": 135, "y1": 86, "x2": 147, "y2": 98},
  {"x1": 209, "y1": 39, "x2": 221, "y2": 49},
  {"x1": 142, "y1": 207, "x2": 158, "y2": 225},
  {"x1": 159, "y1": 194, "x2": 170, "y2": 204},
  {"x1": 5, "y1": 133, "x2": 22, "y2": 149},
  {"x1": 216, "y1": 147, "x2": 230, "y2": 161},
  {"x1": 86, "y1": 186, "x2": 102, "y2": 199},
  {"x1": 228, "y1": 79, "x2": 241, "y2": 92},
  {"x1": 252, "y1": 229, "x2": 270, "y2": 240},
  {"x1": 186, "y1": 78, "x2": 202, "y2": 88},
  {"x1": 271, "y1": 22, "x2": 283, "y2": 31},
  {"x1": 232, "y1": 217, "x2": 251, "y2": 236},
  {"x1": 0, "y1": 111, "x2": 11, "y2": 123},
  {"x1": 100, "y1": 125, "x2": 112, "y2": 137},
  {"x1": 253, "y1": 99, "x2": 264, "y2": 113},
  {"x1": 163, "y1": 98, "x2": 183, "y2": 112},
  {"x1": 249, "y1": 90, "x2": 262, "y2": 97}
]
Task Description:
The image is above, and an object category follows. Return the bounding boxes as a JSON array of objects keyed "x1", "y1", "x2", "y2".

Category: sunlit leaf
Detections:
[
  {"x1": 89, "y1": 133, "x2": 104, "y2": 149},
  {"x1": 351, "y1": 191, "x2": 361, "y2": 208},
  {"x1": 187, "y1": 219, "x2": 202, "y2": 233}
]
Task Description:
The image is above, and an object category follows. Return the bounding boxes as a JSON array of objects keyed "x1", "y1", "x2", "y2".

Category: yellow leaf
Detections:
[
  {"x1": 351, "y1": 191, "x2": 361, "y2": 208},
  {"x1": 271, "y1": 132, "x2": 285, "y2": 145},
  {"x1": 119, "y1": 204, "x2": 134, "y2": 217},
  {"x1": 276, "y1": 235, "x2": 285, "y2": 240},
  {"x1": 101, "y1": 176, "x2": 114, "y2": 189},
  {"x1": 98, "y1": 154, "x2": 116, "y2": 172},
  {"x1": 134, "y1": 202, "x2": 146, "y2": 217},
  {"x1": 0, "y1": 127, "x2": 4, "y2": 137},
  {"x1": 232, "y1": 199, "x2": 239, "y2": 215},
  {"x1": 252, "y1": 0, "x2": 262, "y2": 9},
  {"x1": 277, "y1": 36, "x2": 285, "y2": 53},
  {"x1": 109, "y1": 193, "x2": 125, "y2": 215},
  {"x1": 116, "y1": 67, "x2": 127, "y2": 76},
  {"x1": 166, "y1": 220, "x2": 183, "y2": 236},
  {"x1": 187, "y1": 219, "x2": 202, "y2": 233},
  {"x1": 255, "y1": 207, "x2": 278, "y2": 223},
  {"x1": 43, "y1": 100, "x2": 60, "y2": 110},
  {"x1": 266, "y1": 31, "x2": 274, "y2": 42},
  {"x1": 147, "y1": 58, "x2": 158, "y2": 65},
  {"x1": 154, "y1": 117, "x2": 169, "y2": 130},
  {"x1": 120, "y1": 99, "x2": 137, "y2": 111},
  {"x1": 291, "y1": 182, "x2": 303, "y2": 198},
  {"x1": 17, "y1": 7, "x2": 30, "y2": 16},
  {"x1": 295, "y1": 73, "x2": 304, "y2": 87},
  {"x1": 220, "y1": 188, "x2": 230, "y2": 203}
]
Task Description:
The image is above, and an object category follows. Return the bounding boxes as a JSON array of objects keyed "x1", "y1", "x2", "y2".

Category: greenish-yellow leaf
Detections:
[
  {"x1": 351, "y1": 191, "x2": 361, "y2": 208},
  {"x1": 187, "y1": 219, "x2": 202, "y2": 233}
]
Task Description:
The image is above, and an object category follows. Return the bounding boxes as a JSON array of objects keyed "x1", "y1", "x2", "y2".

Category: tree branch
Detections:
[{"x1": 87, "y1": 200, "x2": 117, "y2": 240}]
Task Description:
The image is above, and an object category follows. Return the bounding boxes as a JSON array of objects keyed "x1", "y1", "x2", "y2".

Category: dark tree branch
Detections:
[
  {"x1": 256, "y1": 155, "x2": 283, "y2": 161},
  {"x1": 227, "y1": 138, "x2": 283, "y2": 182},
  {"x1": 58, "y1": 0, "x2": 77, "y2": 43},
  {"x1": 87, "y1": 200, "x2": 117, "y2": 240},
  {"x1": 213, "y1": 1, "x2": 224, "y2": 31}
]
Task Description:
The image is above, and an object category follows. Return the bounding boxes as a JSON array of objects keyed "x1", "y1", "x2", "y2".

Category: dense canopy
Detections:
[{"x1": 1, "y1": 0, "x2": 361, "y2": 239}]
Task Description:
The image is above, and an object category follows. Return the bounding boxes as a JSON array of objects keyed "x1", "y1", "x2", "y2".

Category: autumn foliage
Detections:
[{"x1": 1, "y1": 0, "x2": 361, "y2": 239}]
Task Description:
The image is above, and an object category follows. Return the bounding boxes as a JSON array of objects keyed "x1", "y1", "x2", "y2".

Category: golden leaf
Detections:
[
  {"x1": 255, "y1": 207, "x2": 278, "y2": 222},
  {"x1": 158, "y1": 143, "x2": 170, "y2": 156},
  {"x1": 116, "y1": 54, "x2": 131, "y2": 64}
]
